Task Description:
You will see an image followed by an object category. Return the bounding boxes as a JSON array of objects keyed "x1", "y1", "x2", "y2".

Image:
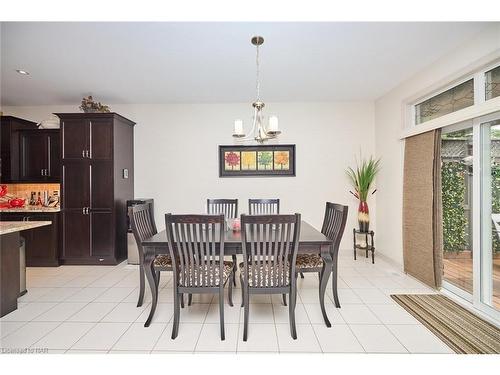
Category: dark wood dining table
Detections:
[{"x1": 141, "y1": 220, "x2": 336, "y2": 327}]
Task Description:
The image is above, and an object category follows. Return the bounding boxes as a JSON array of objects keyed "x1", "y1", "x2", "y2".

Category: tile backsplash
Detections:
[{"x1": 3, "y1": 183, "x2": 60, "y2": 206}]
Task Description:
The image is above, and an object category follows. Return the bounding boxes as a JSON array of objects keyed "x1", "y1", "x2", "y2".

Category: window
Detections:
[
  {"x1": 415, "y1": 79, "x2": 474, "y2": 125},
  {"x1": 485, "y1": 65, "x2": 500, "y2": 100}
]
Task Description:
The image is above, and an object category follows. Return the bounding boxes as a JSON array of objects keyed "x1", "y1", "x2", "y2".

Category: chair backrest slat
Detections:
[
  {"x1": 241, "y1": 214, "x2": 301, "y2": 288},
  {"x1": 165, "y1": 214, "x2": 225, "y2": 288},
  {"x1": 320, "y1": 202, "x2": 349, "y2": 255},
  {"x1": 207, "y1": 199, "x2": 238, "y2": 226},
  {"x1": 248, "y1": 199, "x2": 280, "y2": 215}
]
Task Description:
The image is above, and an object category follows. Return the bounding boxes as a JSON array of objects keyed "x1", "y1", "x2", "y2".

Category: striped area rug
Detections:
[{"x1": 391, "y1": 294, "x2": 500, "y2": 354}]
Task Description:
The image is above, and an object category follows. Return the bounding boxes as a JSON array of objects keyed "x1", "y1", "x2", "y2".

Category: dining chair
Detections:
[
  {"x1": 240, "y1": 213, "x2": 301, "y2": 340},
  {"x1": 165, "y1": 213, "x2": 234, "y2": 340},
  {"x1": 207, "y1": 198, "x2": 238, "y2": 285},
  {"x1": 248, "y1": 198, "x2": 280, "y2": 215},
  {"x1": 295, "y1": 202, "x2": 348, "y2": 308},
  {"x1": 130, "y1": 204, "x2": 192, "y2": 309}
]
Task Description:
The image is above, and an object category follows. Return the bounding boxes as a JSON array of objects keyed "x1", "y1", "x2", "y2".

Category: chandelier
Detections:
[{"x1": 232, "y1": 36, "x2": 280, "y2": 143}]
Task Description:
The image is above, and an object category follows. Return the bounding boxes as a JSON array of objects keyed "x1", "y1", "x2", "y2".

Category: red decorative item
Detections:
[
  {"x1": 9, "y1": 198, "x2": 26, "y2": 208},
  {"x1": 0, "y1": 185, "x2": 7, "y2": 197}
]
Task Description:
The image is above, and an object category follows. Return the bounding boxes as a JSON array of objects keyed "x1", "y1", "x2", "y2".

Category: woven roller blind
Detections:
[{"x1": 403, "y1": 129, "x2": 443, "y2": 288}]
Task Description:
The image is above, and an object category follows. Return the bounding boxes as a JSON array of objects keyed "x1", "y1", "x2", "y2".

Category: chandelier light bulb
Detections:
[
  {"x1": 268, "y1": 116, "x2": 279, "y2": 131},
  {"x1": 233, "y1": 119, "x2": 244, "y2": 136}
]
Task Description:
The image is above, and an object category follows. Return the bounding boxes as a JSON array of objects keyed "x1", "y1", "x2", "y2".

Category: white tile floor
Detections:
[{"x1": 0, "y1": 252, "x2": 454, "y2": 354}]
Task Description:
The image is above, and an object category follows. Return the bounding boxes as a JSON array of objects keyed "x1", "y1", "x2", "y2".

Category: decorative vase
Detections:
[{"x1": 358, "y1": 201, "x2": 369, "y2": 232}]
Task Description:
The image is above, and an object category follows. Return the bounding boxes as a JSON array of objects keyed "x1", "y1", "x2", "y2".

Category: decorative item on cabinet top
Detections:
[
  {"x1": 79, "y1": 95, "x2": 111, "y2": 113},
  {"x1": 37, "y1": 114, "x2": 60, "y2": 129}
]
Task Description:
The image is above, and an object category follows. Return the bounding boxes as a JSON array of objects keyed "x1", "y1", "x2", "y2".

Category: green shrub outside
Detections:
[{"x1": 442, "y1": 161, "x2": 500, "y2": 253}]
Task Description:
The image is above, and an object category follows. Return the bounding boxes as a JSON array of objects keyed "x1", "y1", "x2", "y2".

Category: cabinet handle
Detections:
[
  {"x1": 86, "y1": 207, "x2": 90, "y2": 215},
  {"x1": 82, "y1": 208, "x2": 85, "y2": 214},
  {"x1": 86, "y1": 150, "x2": 90, "y2": 158},
  {"x1": 82, "y1": 150, "x2": 85, "y2": 158}
]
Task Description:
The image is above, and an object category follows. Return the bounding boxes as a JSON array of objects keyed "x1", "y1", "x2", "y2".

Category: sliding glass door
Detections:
[
  {"x1": 441, "y1": 112, "x2": 500, "y2": 320},
  {"x1": 480, "y1": 118, "x2": 500, "y2": 311},
  {"x1": 441, "y1": 124, "x2": 474, "y2": 299}
]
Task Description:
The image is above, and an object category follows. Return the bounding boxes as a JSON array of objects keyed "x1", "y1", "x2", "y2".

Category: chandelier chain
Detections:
[{"x1": 256, "y1": 43, "x2": 260, "y2": 101}]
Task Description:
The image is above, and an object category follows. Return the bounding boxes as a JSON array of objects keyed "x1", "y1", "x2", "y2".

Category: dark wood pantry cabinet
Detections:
[
  {"x1": 56, "y1": 113, "x2": 135, "y2": 265},
  {"x1": 19, "y1": 129, "x2": 61, "y2": 182}
]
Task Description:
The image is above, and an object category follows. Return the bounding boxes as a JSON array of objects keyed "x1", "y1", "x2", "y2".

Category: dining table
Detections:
[{"x1": 141, "y1": 220, "x2": 336, "y2": 327}]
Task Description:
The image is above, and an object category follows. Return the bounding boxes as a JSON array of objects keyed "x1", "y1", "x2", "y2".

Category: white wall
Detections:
[
  {"x1": 1, "y1": 102, "x2": 375, "y2": 251},
  {"x1": 374, "y1": 24, "x2": 500, "y2": 266}
]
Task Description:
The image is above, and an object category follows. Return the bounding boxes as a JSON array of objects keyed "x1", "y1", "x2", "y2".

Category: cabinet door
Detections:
[
  {"x1": 47, "y1": 132, "x2": 61, "y2": 180},
  {"x1": 90, "y1": 161, "x2": 113, "y2": 210},
  {"x1": 62, "y1": 161, "x2": 89, "y2": 209},
  {"x1": 91, "y1": 211, "x2": 114, "y2": 259},
  {"x1": 24, "y1": 214, "x2": 59, "y2": 266},
  {"x1": 62, "y1": 210, "x2": 90, "y2": 259},
  {"x1": 62, "y1": 118, "x2": 88, "y2": 160},
  {"x1": 89, "y1": 118, "x2": 113, "y2": 160},
  {"x1": 20, "y1": 131, "x2": 47, "y2": 181}
]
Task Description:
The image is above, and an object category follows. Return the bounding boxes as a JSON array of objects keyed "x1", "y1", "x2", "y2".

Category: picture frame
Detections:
[{"x1": 219, "y1": 144, "x2": 296, "y2": 177}]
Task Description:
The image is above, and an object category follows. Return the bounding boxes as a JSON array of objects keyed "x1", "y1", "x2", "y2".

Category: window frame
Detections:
[{"x1": 402, "y1": 57, "x2": 500, "y2": 139}]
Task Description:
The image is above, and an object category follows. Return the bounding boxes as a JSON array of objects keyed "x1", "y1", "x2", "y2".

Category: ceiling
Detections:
[{"x1": 0, "y1": 22, "x2": 493, "y2": 106}]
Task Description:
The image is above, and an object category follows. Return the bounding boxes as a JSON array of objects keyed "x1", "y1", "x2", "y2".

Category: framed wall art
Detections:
[{"x1": 219, "y1": 144, "x2": 296, "y2": 177}]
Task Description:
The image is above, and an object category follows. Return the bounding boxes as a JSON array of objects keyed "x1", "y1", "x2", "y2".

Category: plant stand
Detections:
[{"x1": 353, "y1": 229, "x2": 375, "y2": 264}]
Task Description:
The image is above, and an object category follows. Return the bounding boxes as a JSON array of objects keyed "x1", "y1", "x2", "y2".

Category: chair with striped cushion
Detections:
[
  {"x1": 129, "y1": 203, "x2": 175, "y2": 308},
  {"x1": 165, "y1": 213, "x2": 234, "y2": 340},
  {"x1": 239, "y1": 213, "x2": 301, "y2": 340},
  {"x1": 295, "y1": 202, "x2": 348, "y2": 308},
  {"x1": 207, "y1": 199, "x2": 238, "y2": 285}
]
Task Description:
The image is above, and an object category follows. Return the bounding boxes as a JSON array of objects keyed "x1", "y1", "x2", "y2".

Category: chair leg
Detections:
[
  {"x1": 171, "y1": 291, "x2": 180, "y2": 339},
  {"x1": 243, "y1": 285, "x2": 250, "y2": 341},
  {"x1": 180, "y1": 293, "x2": 185, "y2": 308},
  {"x1": 332, "y1": 257, "x2": 341, "y2": 308},
  {"x1": 282, "y1": 294, "x2": 287, "y2": 306},
  {"x1": 219, "y1": 288, "x2": 225, "y2": 341},
  {"x1": 137, "y1": 264, "x2": 145, "y2": 307},
  {"x1": 232, "y1": 255, "x2": 237, "y2": 286},
  {"x1": 228, "y1": 274, "x2": 234, "y2": 307},
  {"x1": 289, "y1": 288, "x2": 297, "y2": 340},
  {"x1": 155, "y1": 270, "x2": 160, "y2": 288},
  {"x1": 240, "y1": 274, "x2": 245, "y2": 308},
  {"x1": 188, "y1": 293, "x2": 193, "y2": 306}
]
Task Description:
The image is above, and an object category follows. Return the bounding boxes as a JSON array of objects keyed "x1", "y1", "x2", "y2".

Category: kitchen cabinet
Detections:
[
  {"x1": 0, "y1": 116, "x2": 38, "y2": 182},
  {"x1": 0, "y1": 211, "x2": 60, "y2": 266},
  {"x1": 19, "y1": 129, "x2": 60, "y2": 182},
  {"x1": 57, "y1": 113, "x2": 134, "y2": 265}
]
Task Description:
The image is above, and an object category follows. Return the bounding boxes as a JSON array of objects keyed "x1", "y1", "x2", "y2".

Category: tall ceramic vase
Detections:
[{"x1": 358, "y1": 201, "x2": 369, "y2": 232}]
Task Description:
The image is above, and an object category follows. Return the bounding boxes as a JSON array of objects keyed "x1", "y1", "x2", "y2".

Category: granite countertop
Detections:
[
  {"x1": 0, "y1": 221, "x2": 52, "y2": 235},
  {"x1": 0, "y1": 206, "x2": 61, "y2": 213}
]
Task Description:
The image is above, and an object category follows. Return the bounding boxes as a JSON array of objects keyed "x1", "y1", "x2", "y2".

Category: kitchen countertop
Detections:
[
  {"x1": 0, "y1": 221, "x2": 52, "y2": 235},
  {"x1": 0, "y1": 206, "x2": 60, "y2": 213}
]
